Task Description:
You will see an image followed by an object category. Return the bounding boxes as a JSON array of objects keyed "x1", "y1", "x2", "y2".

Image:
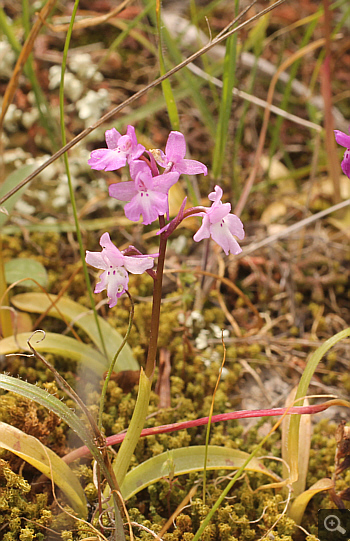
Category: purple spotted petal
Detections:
[
  {"x1": 341, "y1": 149, "x2": 350, "y2": 178},
  {"x1": 105, "y1": 267, "x2": 129, "y2": 307},
  {"x1": 209, "y1": 202, "x2": 231, "y2": 224},
  {"x1": 210, "y1": 221, "x2": 242, "y2": 255},
  {"x1": 124, "y1": 191, "x2": 168, "y2": 224}
]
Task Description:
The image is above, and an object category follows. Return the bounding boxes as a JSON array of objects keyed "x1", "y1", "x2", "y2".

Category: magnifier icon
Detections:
[{"x1": 324, "y1": 514, "x2": 346, "y2": 534}]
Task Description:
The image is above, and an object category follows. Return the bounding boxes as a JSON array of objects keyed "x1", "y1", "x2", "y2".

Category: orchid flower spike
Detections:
[
  {"x1": 86, "y1": 232, "x2": 155, "y2": 307},
  {"x1": 194, "y1": 186, "x2": 244, "y2": 255},
  {"x1": 150, "y1": 131, "x2": 208, "y2": 176},
  {"x1": 88, "y1": 126, "x2": 145, "y2": 171},
  {"x1": 334, "y1": 127, "x2": 350, "y2": 178},
  {"x1": 109, "y1": 160, "x2": 179, "y2": 225}
]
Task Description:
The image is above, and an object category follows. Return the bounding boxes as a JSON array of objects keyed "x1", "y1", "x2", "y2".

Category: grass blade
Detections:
[{"x1": 287, "y1": 328, "x2": 350, "y2": 483}]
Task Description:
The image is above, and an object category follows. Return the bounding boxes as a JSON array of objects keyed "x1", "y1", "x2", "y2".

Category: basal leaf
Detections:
[
  {"x1": 288, "y1": 478, "x2": 334, "y2": 525},
  {"x1": 11, "y1": 293, "x2": 138, "y2": 372},
  {"x1": 0, "y1": 421, "x2": 87, "y2": 517},
  {"x1": 288, "y1": 328, "x2": 350, "y2": 483},
  {"x1": 0, "y1": 332, "x2": 108, "y2": 377},
  {"x1": 0, "y1": 374, "x2": 94, "y2": 448},
  {"x1": 121, "y1": 445, "x2": 280, "y2": 500},
  {"x1": 5, "y1": 258, "x2": 48, "y2": 288}
]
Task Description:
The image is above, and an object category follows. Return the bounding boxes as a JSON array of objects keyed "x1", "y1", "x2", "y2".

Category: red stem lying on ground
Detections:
[{"x1": 63, "y1": 399, "x2": 347, "y2": 464}]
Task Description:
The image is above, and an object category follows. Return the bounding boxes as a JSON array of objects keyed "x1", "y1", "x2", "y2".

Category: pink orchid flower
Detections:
[
  {"x1": 88, "y1": 126, "x2": 145, "y2": 171},
  {"x1": 86, "y1": 232, "x2": 155, "y2": 307},
  {"x1": 193, "y1": 185, "x2": 244, "y2": 255},
  {"x1": 334, "y1": 127, "x2": 350, "y2": 178},
  {"x1": 109, "y1": 161, "x2": 179, "y2": 225},
  {"x1": 151, "y1": 131, "x2": 208, "y2": 175}
]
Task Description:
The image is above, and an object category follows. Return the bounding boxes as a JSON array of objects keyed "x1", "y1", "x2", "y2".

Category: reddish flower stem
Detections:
[{"x1": 63, "y1": 401, "x2": 341, "y2": 464}]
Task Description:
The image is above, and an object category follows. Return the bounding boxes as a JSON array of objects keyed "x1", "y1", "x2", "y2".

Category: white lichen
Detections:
[
  {"x1": 76, "y1": 88, "x2": 110, "y2": 126},
  {"x1": 0, "y1": 40, "x2": 16, "y2": 79},
  {"x1": 69, "y1": 53, "x2": 103, "y2": 82},
  {"x1": 48, "y1": 65, "x2": 84, "y2": 102}
]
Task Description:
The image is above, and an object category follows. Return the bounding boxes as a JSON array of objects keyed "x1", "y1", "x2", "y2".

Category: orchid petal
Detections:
[
  {"x1": 226, "y1": 213, "x2": 245, "y2": 240},
  {"x1": 341, "y1": 149, "x2": 350, "y2": 178},
  {"x1": 334, "y1": 130, "x2": 350, "y2": 148},
  {"x1": 109, "y1": 181, "x2": 138, "y2": 202},
  {"x1": 105, "y1": 267, "x2": 129, "y2": 307},
  {"x1": 105, "y1": 128, "x2": 121, "y2": 149},
  {"x1": 123, "y1": 255, "x2": 155, "y2": 274},
  {"x1": 173, "y1": 159, "x2": 208, "y2": 176},
  {"x1": 151, "y1": 149, "x2": 168, "y2": 168},
  {"x1": 85, "y1": 251, "x2": 108, "y2": 271},
  {"x1": 130, "y1": 159, "x2": 150, "y2": 180},
  {"x1": 99, "y1": 233, "x2": 125, "y2": 267},
  {"x1": 152, "y1": 172, "x2": 180, "y2": 193},
  {"x1": 88, "y1": 148, "x2": 127, "y2": 171},
  {"x1": 208, "y1": 185, "x2": 223, "y2": 203},
  {"x1": 193, "y1": 215, "x2": 211, "y2": 242},
  {"x1": 94, "y1": 271, "x2": 108, "y2": 294},
  {"x1": 210, "y1": 221, "x2": 242, "y2": 256},
  {"x1": 125, "y1": 191, "x2": 168, "y2": 225},
  {"x1": 126, "y1": 125, "x2": 137, "y2": 147},
  {"x1": 165, "y1": 131, "x2": 186, "y2": 162},
  {"x1": 209, "y1": 202, "x2": 231, "y2": 224}
]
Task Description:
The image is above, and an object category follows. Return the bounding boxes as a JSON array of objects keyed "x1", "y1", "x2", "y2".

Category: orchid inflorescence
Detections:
[{"x1": 86, "y1": 126, "x2": 245, "y2": 307}]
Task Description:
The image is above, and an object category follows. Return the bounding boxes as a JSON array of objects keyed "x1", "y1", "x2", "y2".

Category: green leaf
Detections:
[
  {"x1": 113, "y1": 368, "x2": 152, "y2": 488},
  {"x1": 0, "y1": 374, "x2": 122, "y2": 517},
  {"x1": 0, "y1": 374, "x2": 114, "y2": 483},
  {"x1": 121, "y1": 445, "x2": 280, "y2": 500},
  {"x1": 11, "y1": 293, "x2": 139, "y2": 372},
  {"x1": 282, "y1": 388, "x2": 311, "y2": 498},
  {"x1": 0, "y1": 164, "x2": 36, "y2": 227},
  {"x1": 288, "y1": 328, "x2": 350, "y2": 483},
  {"x1": 0, "y1": 421, "x2": 87, "y2": 517},
  {"x1": 0, "y1": 332, "x2": 108, "y2": 377},
  {"x1": 4, "y1": 258, "x2": 48, "y2": 288},
  {"x1": 288, "y1": 478, "x2": 334, "y2": 525},
  {"x1": 0, "y1": 374, "x2": 94, "y2": 449}
]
